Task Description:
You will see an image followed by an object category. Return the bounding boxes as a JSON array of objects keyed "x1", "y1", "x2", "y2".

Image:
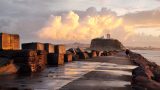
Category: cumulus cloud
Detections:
[
  {"x1": 0, "y1": 0, "x2": 160, "y2": 47},
  {"x1": 37, "y1": 9, "x2": 134, "y2": 44}
]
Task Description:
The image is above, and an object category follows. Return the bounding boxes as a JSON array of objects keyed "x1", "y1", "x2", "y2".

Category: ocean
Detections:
[{"x1": 132, "y1": 50, "x2": 160, "y2": 65}]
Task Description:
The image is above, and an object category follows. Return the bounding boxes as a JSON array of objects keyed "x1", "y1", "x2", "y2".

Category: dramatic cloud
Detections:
[
  {"x1": 0, "y1": 0, "x2": 160, "y2": 47},
  {"x1": 38, "y1": 10, "x2": 131, "y2": 43}
]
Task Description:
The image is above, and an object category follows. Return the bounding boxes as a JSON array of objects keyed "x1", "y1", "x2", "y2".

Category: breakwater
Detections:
[
  {"x1": 0, "y1": 51, "x2": 135, "y2": 90},
  {"x1": 129, "y1": 51, "x2": 160, "y2": 90},
  {"x1": 0, "y1": 32, "x2": 121, "y2": 75}
]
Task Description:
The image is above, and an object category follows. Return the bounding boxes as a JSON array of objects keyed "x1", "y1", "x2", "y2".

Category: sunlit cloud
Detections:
[
  {"x1": 38, "y1": 11, "x2": 131, "y2": 43},
  {"x1": 0, "y1": 0, "x2": 160, "y2": 47}
]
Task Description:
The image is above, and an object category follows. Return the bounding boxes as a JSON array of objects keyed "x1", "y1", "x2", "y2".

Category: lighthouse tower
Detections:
[{"x1": 106, "y1": 33, "x2": 111, "y2": 39}]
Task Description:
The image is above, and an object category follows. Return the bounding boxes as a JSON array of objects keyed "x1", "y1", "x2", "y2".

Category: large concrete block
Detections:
[
  {"x1": 15, "y1": 56, "x2": 46, "y2": 73},
  {"x1": 0, "y1": 50, "x2": 37, "y2": 58},
  {"x1": 14, "y1": 55, "x2": 46, "y2": 72},
  {"x1": 54, "y1": 45, "x2": 66, "y2": 54},
  {"x1": 22, "y1": 42, "x2": 44, "y2": 50},
  {"x1": 0, "y1": 50, "x2": 46, "y2": 73},
  {"x1": 37, "y1": 54, "x2": 47, "y2": 69},
  {"x1": 13, "y1": 56, "x2": 38, "y2": 64},
  {"x1": 14, "y1": 56, "x2": 39, "y2": 73},
  {"x1": 37, "y1": 50, "x2": 47, "y2": 67},
  {"x1": 64, "y1": 54, "x2": 72, "y2": 62},
  {"x1": 47, "y1": 53, "x2": 64, "y2": 65},
  {"x1": 0, "y1": 33, "x2": 11, "y2": 50},
  {"x1": 44, "y1": 43, "x2": 54, "y2": 53},
  {"x1": 0, "y1": 33, "x2": 20, "y2": 50},
  {"x1": 10, "y1": 34, "x2": 20, "y2": 50}
]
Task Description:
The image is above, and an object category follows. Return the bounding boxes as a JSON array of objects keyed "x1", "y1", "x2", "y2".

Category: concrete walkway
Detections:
[
  {"x1": 60, "y1": 52, "x2": 137, "y2": 90},
  {"x1": 0, "y1": 52, "x2": 137, "y2": 90}
]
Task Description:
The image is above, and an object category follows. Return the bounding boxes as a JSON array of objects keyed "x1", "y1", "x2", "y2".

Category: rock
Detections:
[
  {"x1": 132, "y1": 64, "x2": 154, "y2": 80},
  {"x1": 130, "y1": 52, "x2": 160, "y2": 90},
  {"x1": 132, "y1": 67, "x2": 147, "y2": 79},
  {"x1": 134, "y1": 76, "x2": 160, "y2": 90},
  {"x1": 97, "y1": 51, "x2": 103, "y2": 56},
  {"x1": 125, "y1": 49, "x2": 130, "y2": 55},
  {"x1": 72, "y1": 55, "x2": 79, "y2": 61},
  {"x1": 103, "y1": 51, "x2": 108, "y2": 56},
  {"x1": 129, "y1": 53, "x2": 149, "y2": 67},
  {"x1": 151, "y1": 66, "x2": 160, "y2": 82},
  {"x1": 78, "y1": 52, "x2": 89, "y2": 59},
  {"x1": 67, "y1": 48, "x2": 77, "y2": 55},
  {"x1": 144, "y1": 65, "x2": 154, "y2": 79},
  {"x1": 76, "y1": 48, "x2": 84, "y2": 53}
]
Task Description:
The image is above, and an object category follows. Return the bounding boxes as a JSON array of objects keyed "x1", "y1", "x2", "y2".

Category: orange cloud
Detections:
[{"x1": 38, "y1": 11, "x2": 133, "y2": 43}]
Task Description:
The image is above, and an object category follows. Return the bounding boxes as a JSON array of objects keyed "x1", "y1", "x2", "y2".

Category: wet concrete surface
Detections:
[
  {"x1": 0, "y1": 52, "x2": 137, "y2": 90},
  {"x1": 60, "y1": 52, "x2": 137, "y2": 90}
]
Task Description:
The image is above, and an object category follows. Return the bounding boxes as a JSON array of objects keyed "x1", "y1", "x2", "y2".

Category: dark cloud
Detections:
[
  {"x1": 0, "y1": 0, "x2": 117, "y2": 43},
  {"x1": 122, "y1": 8, "x2": 160, "y2": 28}
]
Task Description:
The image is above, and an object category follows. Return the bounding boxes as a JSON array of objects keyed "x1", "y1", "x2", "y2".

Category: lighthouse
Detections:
[{"x1": 106, "y1": 33, "x2": 111, "y2": 39}]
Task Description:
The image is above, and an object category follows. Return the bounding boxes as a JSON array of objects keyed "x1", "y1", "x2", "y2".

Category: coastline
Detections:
[
  {"x1": 1, "y1": 49, "x2": 159, "y2": 89},
  {"x1": 129, "y1": 50, "x2": 160, "y2": 90},
  {"x1": 0, "y1": 51, "x2": 135, "y2": 90}
]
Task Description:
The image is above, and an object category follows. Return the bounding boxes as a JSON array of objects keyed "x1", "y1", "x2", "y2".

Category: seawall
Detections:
[{"x1": 129, "y1": 51, "x2": 160, "y2": 90}]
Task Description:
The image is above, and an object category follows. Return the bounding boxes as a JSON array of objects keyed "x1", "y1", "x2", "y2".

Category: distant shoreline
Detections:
[
  {"x1": 65, "y1": 43, "x2": 160, "y2": 51},
  {"x1": 129, "y1": 48, "x2": 160, "y2": 51}
]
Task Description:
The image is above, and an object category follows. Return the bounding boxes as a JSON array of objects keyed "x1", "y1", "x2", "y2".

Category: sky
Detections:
[{"x1": 0, "y1": 0, "x2": 160, "y2": 47}]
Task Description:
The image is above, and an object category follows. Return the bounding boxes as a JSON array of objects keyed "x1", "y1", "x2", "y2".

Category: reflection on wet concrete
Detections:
[
  {"x1": 0, "y1": 61, "x2": 102, "y2": 90},
  {"x1": 60, "y1": 63, "x2": 136, "y2": 90},
  {"x1": 0, "y1": 54, "x2": 137, "y2": 90},
  {"x1": 60, "y1": 55, "x2": 137, "y2": 90}
]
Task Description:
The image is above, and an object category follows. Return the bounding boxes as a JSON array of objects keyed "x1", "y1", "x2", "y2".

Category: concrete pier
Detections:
[
  {"x1": 61, "y1": 52, "x2": 137, "y2": 90},
  {"x1": 0, "y1": 52, "x2": 136, "y2": 90}
]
